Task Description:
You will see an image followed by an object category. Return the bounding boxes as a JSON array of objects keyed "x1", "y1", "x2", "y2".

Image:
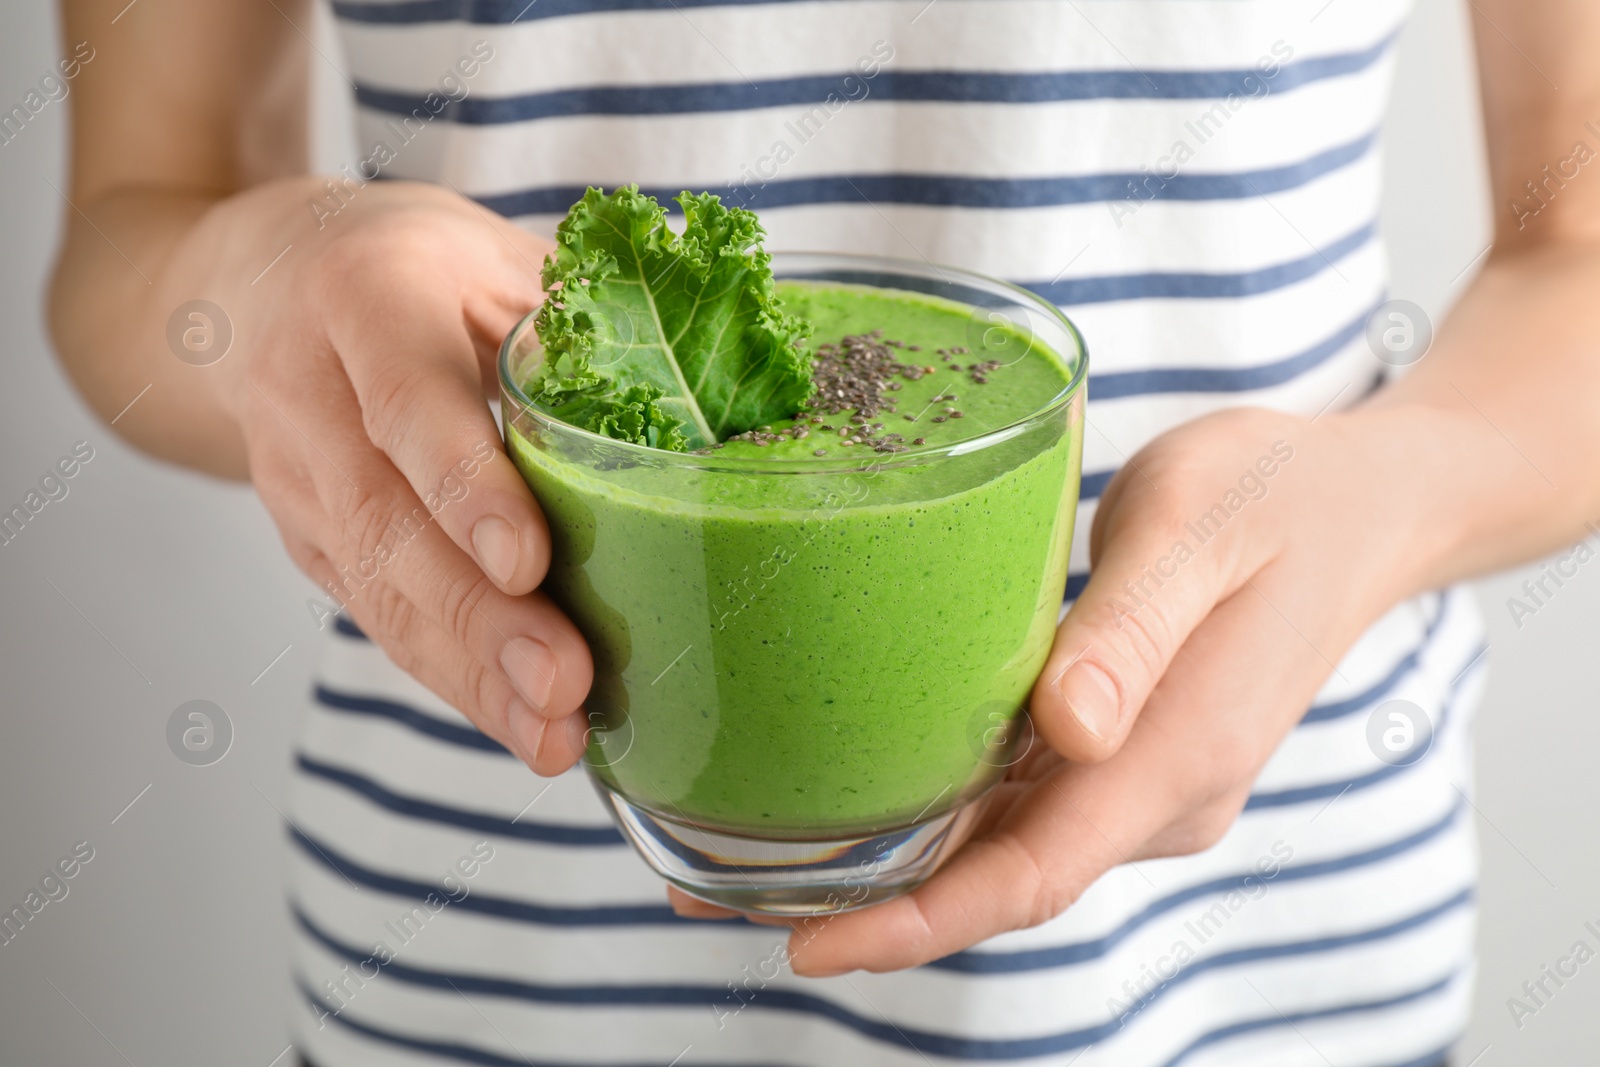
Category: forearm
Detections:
[
  {"x1": 48, "y1": 176, "x2": 329, "y2": 479},
  {"x1": 1351, "y1": 239, "x2": 1600, "y2": 596},
  {"x1": 50, "y1": 0, "x2": 315, "y2": 479}
]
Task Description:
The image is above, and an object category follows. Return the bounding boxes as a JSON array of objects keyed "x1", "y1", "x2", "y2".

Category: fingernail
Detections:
[
  {"x1": 505, "y1": 697, "x2": 545, "y2": 763},
  {"x1": 500, "y1": 636, "x2": 557, "y2": 712},
  {"x1": 1057, "y1": 660, "x2": 1121, "y2": 742},
  {"x1": 472, "y1": 515, "x2": 519, "y2": 586},
  {"x1": 792, "y1": 958, "x2": 845, "y2": 979},
  {"x1": 565, "y1": 712, "x2": 590, "y2": 756}
]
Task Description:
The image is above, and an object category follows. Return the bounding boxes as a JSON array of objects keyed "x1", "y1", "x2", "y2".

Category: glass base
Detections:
[{"x1": 593, "y1": 777, "x2": 989, "y2": 916}]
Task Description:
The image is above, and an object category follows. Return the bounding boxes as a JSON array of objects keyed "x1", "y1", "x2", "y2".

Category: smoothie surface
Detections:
[{"x1": 703, "y1": 280, "x2": 1074, "y2": 460}]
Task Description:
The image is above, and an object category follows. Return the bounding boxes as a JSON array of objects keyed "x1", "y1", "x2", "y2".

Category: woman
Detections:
[{"x1": 50, "y1": 0, "x2": 1599, "y2": 1063}]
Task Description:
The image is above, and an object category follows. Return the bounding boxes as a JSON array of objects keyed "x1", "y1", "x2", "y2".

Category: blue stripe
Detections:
[
  {"x1": 1379, "y1": 1045, "x2": 1458, "y2": 1067},
  {"x1": 1079, "y1": 468, "x2": 1115, "y2": 502},
  {"x1": 1025, "y1": 219, "x2": 1377, "y2": 306},
  {"x1": 333, "y1": 613, "x2": 369, "y2": 640},
  {"x1": 295, "y1": 752, "x2": 624, "y2": 845},
  {"x1": 297, "y1": 972, "x2": 1452, "y2": 1067},
  {"x1": 1161, "y1": 969, "x2": 1461, "y2": 1067},
  {"x1": 1115, "y1": 885, "x2": 1473, "y2": 1017},
  {"x1": 929, "y1": 796, "x2": 1464, "y2": 974},
  {"x1": 459, "y1": 130, "x2": 1375, "y2": 218},
  {"x1": 478, "y1": 203, "x2": 1376, "y2": 311},
  {"x1": 313, "y1": 683, "x2": 512, "y2": 755},
  {"x1": 296, "y1": 743, "x2": 918, "y2": 873},
  {"x1": 1089, "y1": 295, "x2": 1375, "y2": 401},
  {"x1": 1300, "y1": 592, "x2": 1451, "y2": 724},
  {"x1": 289, "y1": 824, "x2": 712, "y2": 925},
  {"x1": 354, "y1": 49, "x2": 1394, "y2": 120},
  {"x1": 1245, "y1": 759, "x2": 1406, "y2": 810},
  {"x1": 288, "y1": 789, "x2": 1462, "y2": 968},
  {"x1": 1243, "y1": 641, "x2": 1485, "y2": 811},
  {"x1": 287, "y1": 783, "x2": 1462, "y2": 948},
  {"x1": 333, "y1": 0, "x2": 840, "y2": 24},
  {"x1": 296, "y1": 976, "x2": 795, "y2": 1067},
  {"x1": 293, "y1": 897, "x2": 1466, "y2": 1060},
  {"x1": 1227, "y1": 886, "x2": 1474, "y2": 965},
  {"x1": 332, "y1": 0, "x2": 1397, "y2": 107}
]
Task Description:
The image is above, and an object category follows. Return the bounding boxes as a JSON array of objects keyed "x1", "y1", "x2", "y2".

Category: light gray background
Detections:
[{"x1": 1, "y1": 1, "x2": 1596, "y2": 1063}]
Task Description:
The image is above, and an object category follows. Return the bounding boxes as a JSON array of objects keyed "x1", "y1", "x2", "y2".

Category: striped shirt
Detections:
[{"x1": 288, "y1": 2, "x2": 1485, "y2": 1063}]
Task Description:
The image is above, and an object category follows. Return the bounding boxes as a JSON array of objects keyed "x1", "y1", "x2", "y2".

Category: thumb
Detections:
[{"x1": 1030, "y1": 492, "x2": 1261, "y2": 762}]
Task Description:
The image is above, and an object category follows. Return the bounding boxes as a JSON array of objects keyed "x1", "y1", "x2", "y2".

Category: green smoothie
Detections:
[{"x1": 506, "y1": 281, "x2": 1082, "y2": 837}]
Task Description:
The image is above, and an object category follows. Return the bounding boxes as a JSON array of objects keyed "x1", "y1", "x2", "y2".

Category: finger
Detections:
[
  {"x1": 253, "y1": 365, "x2": 592, "y2": 736},
  {"x1": 1029, "y1": 472, "x2": 1274, "y2": 762},
  {"x1": 333, "y1": 278, "x2": 550, "y2": 597},
  {"x1": 351, "y1": 577, "x2": 591, "y2": 777},
  {"x1": 791, "y1": 543, "x2": 1351, "y2": 976},
  {"x1": 787, "y1": 760, "x2": 1133, "y2": 976},
  {"x1": 664, "y1": 887, "x2": 769, "y2": 922},
  {"x1": 379, "y1": 515, "x2": 592, "y2": 723},
  {"x1": 298, "y1": 379, "x2": 592, "y2": 722},
  {"x1": 271, "y1": 464, "x2": 590, "y2": 777},
  {"x1": 1128, "y1": 568, "x2": 1351, "y2": 857},
  {"x1": 299, "y1": 543, "x2": 587, "y2": 776}
]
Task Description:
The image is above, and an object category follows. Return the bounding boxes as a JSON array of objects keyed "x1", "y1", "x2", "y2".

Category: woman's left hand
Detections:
[{"x1": 670, "y1": 403, "x2": 1434, "y2": 973}]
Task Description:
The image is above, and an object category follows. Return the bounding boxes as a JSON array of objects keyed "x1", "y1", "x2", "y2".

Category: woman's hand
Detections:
[
  {"x1": 672, "y1": 403, "x2": 1440, "y2": 971},
  {"x1": 203, "y1": 180, "x2": 593, "y2": 775},
  {"x1": 45, "y1": 1, "x2": 593, "y2": 774}
]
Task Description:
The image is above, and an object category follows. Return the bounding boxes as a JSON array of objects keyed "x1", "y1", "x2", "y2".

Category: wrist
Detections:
[{"x1": 1323, "y1": 397, "x2": 1510, "y2": 602}]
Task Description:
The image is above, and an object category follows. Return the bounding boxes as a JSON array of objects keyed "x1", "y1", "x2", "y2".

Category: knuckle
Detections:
[
  {"x1": 322, "y1": 206, "x2": 457, "y2": 279},
  {"x1": 316, "y1": 222, "x2": 408, "y2": 284},
  {"x1": 1191, "y1": 811, "x2": 1234, "y2": 852},
  {"x1": 1192, "y1": 743, "x2": 1256, "y2": 808},
  {"x1": 990, "y1": 834, "x2": 1060, "y2": 930},
  {"x1": 1158, "y1": 798, "x2": 1244, "y2": 858},
  {"x1": 286, "y1": 540, "x2": 332, "y2": 584},
  {"x1": 533, "y1": 725, "x2": 574, "y2": 777},
  {"x1": 1203, "y1": 758, "x2": 1248, "y2": 809},
  {"x1": 363, "y1": 584, "x2": 422, "y2": 669},
  {"x1": 891, "y1": 894, "x2": 940, "y2": 969},
  {"x1": 1166, "y1": 818, "x2": 1229, "y2": 857},
  {"x1": 464, "y1": 659, "x2": 503, "y2": 728},
  {"x1": 1106, "y1": 599, "x2": 1171, "y2": 688},
  {"x1": 301, "y1": 238, "x2": 363, "y2": 319},
  {"x1": 358, "y1": 362, "x2": 434, "y2": 453},
  {"x1": 306, "y1": 222, "x2": 453, "y2": 333},
  {"x1": 438, "y1": 569, "x2": 497, "y2": 646},
  {"x1": 362, "y1": 584, "x2": 404, "y2": 643},
  {"x1": 368, "y1": 594, "x2": 501, "y2": 732},
  {"x1": 1139, "y1": 493, "x2": 1196, "y2": 542},
  {"x1": 340, "y1": 483, "x2": 399, "y2": 568}
]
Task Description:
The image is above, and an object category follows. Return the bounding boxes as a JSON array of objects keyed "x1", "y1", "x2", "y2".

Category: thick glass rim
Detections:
[{"x1": 497, "y1": 250, "x2": 1089, "y2": 474}]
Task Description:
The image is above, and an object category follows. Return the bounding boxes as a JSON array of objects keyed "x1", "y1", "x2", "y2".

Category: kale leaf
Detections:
[{"x1": 527, "y1": 187, "x2": 812, "y2": 451}]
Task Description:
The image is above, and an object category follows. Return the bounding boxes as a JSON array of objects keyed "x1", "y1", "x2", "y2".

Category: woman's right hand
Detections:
[{"x1": 201, "y1": 179, "x2": 594, "y2": 774}]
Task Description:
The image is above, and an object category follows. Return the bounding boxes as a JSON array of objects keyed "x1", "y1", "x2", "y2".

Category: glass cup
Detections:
[{"x1": 499, "y1": 252, "x2": 1087, "y2": 915}]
